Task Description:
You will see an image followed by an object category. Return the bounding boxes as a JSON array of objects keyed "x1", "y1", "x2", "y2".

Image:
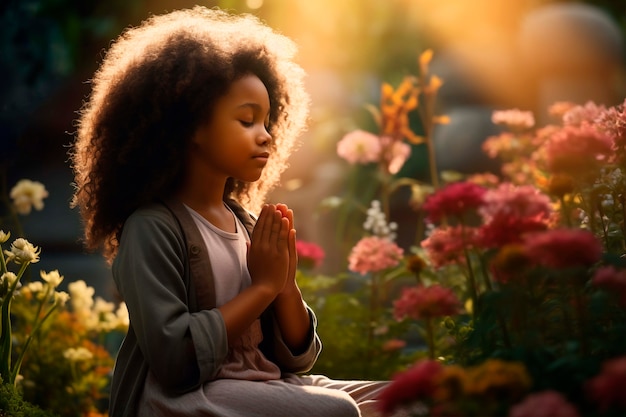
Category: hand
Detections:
[
  {"x1": 276, "y1": 203, "x2": 298, "y2": 295},
  {"x1": 247, "y1": 204, "x2": 290, "y2": 296}
]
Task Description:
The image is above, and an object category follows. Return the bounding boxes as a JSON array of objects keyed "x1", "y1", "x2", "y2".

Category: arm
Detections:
[
  {"x1": 113, "y1": 208, "x2": 228, "y2": 393},
  {"x1": 218, "y1": 204, "x2": 291, "y2": 344}
]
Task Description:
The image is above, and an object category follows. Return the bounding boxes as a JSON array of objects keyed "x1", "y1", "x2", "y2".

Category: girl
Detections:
[{"x1": 70, "y1": 6, "x2": 389, "y2": 417}]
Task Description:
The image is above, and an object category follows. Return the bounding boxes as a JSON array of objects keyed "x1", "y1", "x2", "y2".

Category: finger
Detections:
[
  {"x1": 252, "y1": 204, "x2": 272, "y2": 246},
  {"x1": 269, "y1": 208, "x2": 283, "y2": 246}
]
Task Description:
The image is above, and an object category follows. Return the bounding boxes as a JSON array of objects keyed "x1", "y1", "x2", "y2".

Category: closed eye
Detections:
[{"x1": 239, "y1": 120, "x2": 254, "y2": 127}]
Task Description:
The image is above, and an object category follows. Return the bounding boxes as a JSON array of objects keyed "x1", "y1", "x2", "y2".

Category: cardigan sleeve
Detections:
[
  {"x1": 268, "y1": 304, "x2": 322, "y2": 373},
  {"x1": 112, "y1": 207, "x2": 228, "y2": 394}
]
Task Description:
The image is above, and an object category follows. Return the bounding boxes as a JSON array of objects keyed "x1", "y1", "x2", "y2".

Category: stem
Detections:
[
  {"x1": 463, "y1": 248, "x2": 479, "y2": 317},
  {"x1": 365, "y1": 272, "x2": 379, "y2": 378},
  {"x1": 0, "y1": 262, "x2": 29, "y2": 380},
  {"x1": 425, "y1": 317, "x2": 436, "y2": 359},
  {"x1": 11, "y1": 303, "x2": 59, "y2": 385}
]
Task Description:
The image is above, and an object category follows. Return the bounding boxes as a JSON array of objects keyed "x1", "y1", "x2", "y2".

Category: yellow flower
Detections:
[
  {"x1": 4, "y1": 238, "x2": 41, "y2": 265},
  {"x1": 0, "y1": 230, "x2": 10, "y2": 244},
  {"x1": 463, "y1": 359, "x2": 532, "y2": 401},
  {"x1": 9, "y1": 179, "x2": 49, "y2": 215}
]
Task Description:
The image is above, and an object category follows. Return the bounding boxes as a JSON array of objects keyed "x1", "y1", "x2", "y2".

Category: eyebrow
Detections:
[{"x1": 236, "y1": 103, "x2": 270, "y2": 112}]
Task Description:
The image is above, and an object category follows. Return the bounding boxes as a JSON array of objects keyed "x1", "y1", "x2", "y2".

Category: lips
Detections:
[{"x1": 253, "y1": 152, "x2": 270, "y2": 160}]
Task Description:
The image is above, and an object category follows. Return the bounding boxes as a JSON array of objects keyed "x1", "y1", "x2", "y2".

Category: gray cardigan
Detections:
[{"x1": 109, "y1": 198, "x2": 322, "y2": 417}]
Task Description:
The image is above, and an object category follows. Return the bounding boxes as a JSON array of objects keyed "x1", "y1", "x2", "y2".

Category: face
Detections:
[{"x1": 190, "y1": 74, "x2": 272, "y2": 183}]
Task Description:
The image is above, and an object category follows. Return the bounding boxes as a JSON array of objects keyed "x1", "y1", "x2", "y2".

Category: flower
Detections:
[
  {"x1": 63, "y1": 347, "x2": 94, "y2": 362},
  {"x1": 296, "y1": 240, "x2": 325, "y2": 269},
  {"x1": 509, "y1": 390, "x2": 581, "y2": 417},
  {"x1": 477, "y1": 183, "x2": 553, "y2": 247},
  {"x1": 378, "y1": 359, "x2": 443, "y2": 415},
  {"x1": 522, "y1": 229, "x2": 602, "y2": 269},
  {"x1": 586, "y1": 356, "x2": 626, "y2": 412},
  {"x1": 491, "y1": 109, "x2": 535, "y2": 131},
  {"x1": 562, "y1": 101, "x2": 607, "y2": 126},
  {"x1": 463, "y1": 359, "x2": 532, "y2": 402},
  {"x1": 592, "y1": 266, "x2": 626, "y2": 306},
  {"x1": 421, "y1": 225, "x2": 476, "y2": 268},
  {"x1": 380, "y1": 135, "x2": 411, "y2": 174},
  {"x1": 336, "y1": 129, "x2": 382, "y2": 164},
  {"x1": 348, "y1": 236, "x2": 403, "y2": 275},
  {"x1": 393, "y1": 284, "x2": 461, "y2": 321},
  {"x1": 4, "y1": 237, "x2": 41, "y2": 264},
  {"x1": 543, "y1": 122, "x2": 613, "y2": 175},
  {"x1": 382, "y1": 339, "x2": 407, "y2": 352},
  {"x1": 40, "y1": 269, "x2": 64, "y2": 289},
  {"x1": 9, "y1": 179, "x2": 49, "y2": 215},
  {"x1": 422, "y1": 181, "x2": 486, "y2": 223},
  {"x1": 0, "y1": 230, "x2": 10, "y2": 244},
  {"x1": 363, "y1": 200, "x2": 398, "y2": 240}
]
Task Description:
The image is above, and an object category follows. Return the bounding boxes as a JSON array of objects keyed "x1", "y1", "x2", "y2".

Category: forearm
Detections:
[
  {"x1": 218, "y1": 284, "x2": 276, "y2": 345},
  {"x1": 272, "y1": 282, "x2": 311, "y2": 353}
]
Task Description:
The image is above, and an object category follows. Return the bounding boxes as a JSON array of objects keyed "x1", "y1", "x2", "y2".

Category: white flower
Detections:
[
  {"x1": 116, "y1": 302, "x2": 129, "y2": 328},
  {"x1": 54, "y1": 291, "x2": 70, "y2": 307},
  {"x1": 0, "y1": 230, "x2": 10, "y2": 244},
  {"x1": 4, "y1": 238, "x2": 40, "y2": 265},
  {"x1": 63, "y1": 347, "x2": 93, "y2": 362},
  {"x1": 1, "y1": 272, "x2": 18, "y2": 288},
  {"x1": 40, "y1": 270, "x2": 64, "y2": 289},
  {"x1": 9, "y1": 179, "x2": 49, "y2": 215},
  {"x1": 363, "y1": 200, "x2": 397, "y2": 241}
]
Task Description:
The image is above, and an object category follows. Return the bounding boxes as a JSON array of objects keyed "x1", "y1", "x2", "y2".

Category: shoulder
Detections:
[{"x1": 119, "y1": 202, "x2": 185, "y2": 249}]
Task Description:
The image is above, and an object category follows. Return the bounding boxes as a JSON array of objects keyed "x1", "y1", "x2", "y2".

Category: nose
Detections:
[{"x1": 257, "y1": 126, "x2": 271, "y2": 146}]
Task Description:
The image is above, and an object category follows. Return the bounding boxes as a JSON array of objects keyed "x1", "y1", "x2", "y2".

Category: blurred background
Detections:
[{"x1": 1, "y1": 0, "x2": 625, "y2": 299}]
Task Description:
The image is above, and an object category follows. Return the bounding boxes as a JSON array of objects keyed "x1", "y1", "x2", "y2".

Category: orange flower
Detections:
[{"x1": 380, "y1": 77, "x2": 422, "y2": 144}]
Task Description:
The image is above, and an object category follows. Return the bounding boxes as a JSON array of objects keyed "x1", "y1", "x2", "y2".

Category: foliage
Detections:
[
  {"x1": 0, "y1": 179, "x2": 128, "y2": 417},
  {"x1": 300, "y1": 49, "x2": 626, "y2": 417},
  {"x1": 0, "y1": 376, "x2": 59, "y2": 417}
]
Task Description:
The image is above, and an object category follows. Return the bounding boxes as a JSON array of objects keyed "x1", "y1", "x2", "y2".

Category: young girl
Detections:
[{"x1": 70, "y1": 6, "x2": 389, "y2": 417}]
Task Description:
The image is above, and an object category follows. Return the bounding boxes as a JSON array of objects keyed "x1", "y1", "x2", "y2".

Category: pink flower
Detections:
[
  {"x1": 380, "y1": 136, "x2": 411, "y2": 174},
  {"x1": 479, "y1": 215, "x2": 549, "y2": 248},
  {"x1": 479, "y1": 183, "x2": 552, "y2": 222},
  {"x1": 336, "y1": 129, "x2": 381, "y2": 164},
  {"x1": 296, "y1": 240, "x2": 325, "y2": 269},
  {"x1": 586, "y1": 356, "x2": 626, "y2": 412},
  {"x1": 562, "y1": 101, "x2": 607, "y2": 126},
  {"x1": 421, "y1": 225, "x2": 477, "y2": 269},
  {"x1": 393, "y1": 285, "x2": 461, "y2": 321},
  {"x1": 592, "y1": 266, "x2": 626, "y2": 306},
  {"x1": 597, "y1": 98, "x2": 626, "y2": 152},
  {"x1": 492, "y1": 109, "x2": 535, "y2": 131},
  {"x1": 509, "y1": 390, "x2": 581, "y2": 417},
  {"x1": 477, "y1": 184, "x2": 552, "y2": 248},
  {"x1": 543, "y1": 122, "x2": 613, "y2": 174},
  {"x1": 348, "y1": 236, "x2": 403, "y2": 275},
  {"x1": 522, "y1": 229, "x2": 602, "y2": 269},
  {"x1": 377, "y1": 360, "x2": 443, "y2": 415},
  {"x1": 382, "y1": 339, "x2": 407, "y2": 352},
  {"x1": 422, "y1": 181, "x2": 487, "y2": 223}
]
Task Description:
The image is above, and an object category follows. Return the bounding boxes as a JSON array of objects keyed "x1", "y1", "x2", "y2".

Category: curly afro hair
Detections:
[{"x1": 69, "y1": 6, "x2": 310, "y2": 262}]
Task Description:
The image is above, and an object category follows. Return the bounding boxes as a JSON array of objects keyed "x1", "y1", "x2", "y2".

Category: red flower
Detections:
[
  {"x1": 295, "y1": 240, "x2": 325, "y2": 269},
  {"x1": 586, "y1": 356, "x2": 626, "y2": 412},
  {"x1": 592, "y1": 266, "x2": 626, "y2": 306},
  {"x1": 422, "y1": 181, "x2": 486, "y2": 223},
  {"x1": 522, "y1": 229, "x2": 602, "y2": 269},
  {"x1": 421, "y1": 225, "x2": 477, "y2": 268},
  {"x1": 393, "y1": 285, "x2": 461, "y2": 321},
  {"x1": 377, "y1": 360, "x2": 443, "y2": 415}
]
